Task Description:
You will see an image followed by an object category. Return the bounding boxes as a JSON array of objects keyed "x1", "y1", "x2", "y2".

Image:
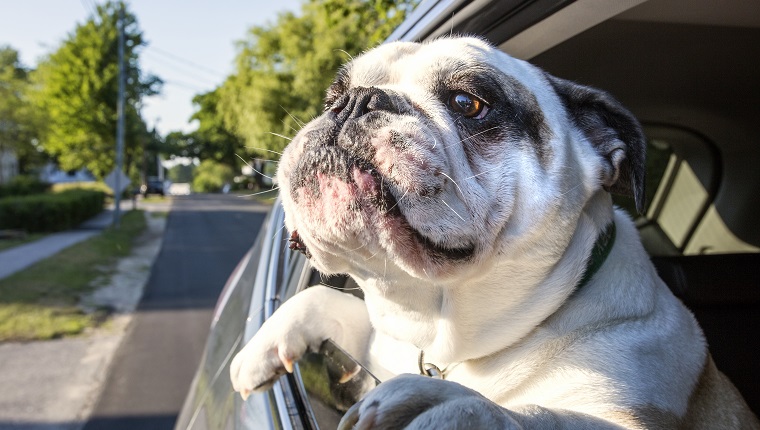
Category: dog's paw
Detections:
[
  {"x1": 229, "y1": 311, "x2": 317, "y2": 399},
  {"x1": 338, "y1": 374, "x2": 520, "y2": 430},
  {"x1": 230, "y1": 286, "x2": 371, "y2": 400}
]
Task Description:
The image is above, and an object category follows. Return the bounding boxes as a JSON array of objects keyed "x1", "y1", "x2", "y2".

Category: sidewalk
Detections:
[
  {"x1": 0, "y1": 205, "x2": 126, "y2": 280},
  {"x1": 0, "y1": 202, "x2": 168, "y2": 430}
]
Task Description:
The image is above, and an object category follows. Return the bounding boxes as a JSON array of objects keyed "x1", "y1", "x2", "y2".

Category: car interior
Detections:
[
  {"x1": 524, "y1": 0, "x2": 760, "y2": 413},
  {"x1": 297, "y1": 0, "x2": 760, "y2": 418}
]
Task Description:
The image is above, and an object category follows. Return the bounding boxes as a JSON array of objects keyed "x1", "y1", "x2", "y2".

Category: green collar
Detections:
[{"x1": 574, "y1": 222, "x2": 617, "y2": 293}]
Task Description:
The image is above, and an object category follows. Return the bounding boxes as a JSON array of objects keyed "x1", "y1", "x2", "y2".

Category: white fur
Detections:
[{"x1": 230, "y1": 37, "x2": 758, "y2": 429}]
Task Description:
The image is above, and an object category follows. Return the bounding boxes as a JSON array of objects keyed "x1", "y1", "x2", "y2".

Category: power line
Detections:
[
  {"x1": 142, "y1": 50, "x2": 219, "y2": 88},
  {"x1": 79, "y1": 0, "x2": 96, "y2": 16},
  {"x1": 161, "y1": 79, "x2": 209, "y2": 93},
  {"x1": 77, "y1": 1, "x2": 222, "y2": 87},
  {"x1": 146, "y1": 45, "x2": 225, "y2": 79}
]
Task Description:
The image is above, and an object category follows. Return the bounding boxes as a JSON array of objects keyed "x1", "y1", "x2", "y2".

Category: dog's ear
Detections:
[{"x1": 547, "y1": 76, "x2": 647, "y2": 213}]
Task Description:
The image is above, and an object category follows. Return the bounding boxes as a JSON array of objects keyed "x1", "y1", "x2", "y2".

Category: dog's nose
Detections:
[{"x1": 330, "y1": 87, "x2": 397, "y2": 123}]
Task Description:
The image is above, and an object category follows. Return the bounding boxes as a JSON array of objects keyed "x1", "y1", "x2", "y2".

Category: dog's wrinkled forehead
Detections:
[{"x1": 333, "y1": 38, "x2": 506, "y2": 95}]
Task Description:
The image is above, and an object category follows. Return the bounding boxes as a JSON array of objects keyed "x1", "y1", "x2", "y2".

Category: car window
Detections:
[
  {"x1": 272, "y1": 263, "x2": 377, "y2": 429},
  {"x1": 296, "y1": 340, "x2": 380, "y2": 429},
  {"x1": 613, "y1": 127, "x2": 759, "y2": 256}
]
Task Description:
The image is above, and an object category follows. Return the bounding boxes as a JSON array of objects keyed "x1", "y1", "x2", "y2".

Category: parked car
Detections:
[
  {"x1": 175, "y1": 0, "x2": 760, "y2": 428},
  {"x1": 141, "y1": 177, "x2": 166, "y2": 196}
]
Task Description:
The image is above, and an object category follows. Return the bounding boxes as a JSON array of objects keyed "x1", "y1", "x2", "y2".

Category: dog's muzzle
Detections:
[{"x1": 289, "y1": 87, "x2": 408, "y2": 207}]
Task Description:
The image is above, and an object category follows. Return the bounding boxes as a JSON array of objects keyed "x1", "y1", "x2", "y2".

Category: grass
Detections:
[
  {"x1": 0, "y1": 210, "x2": 147, "y2": 342},
  {"x1": 0, "y1": 233, "x2": 46, "y2": 252},
  {"x1": 141, "y1": 195, "x2": 171, "y2": 203}
]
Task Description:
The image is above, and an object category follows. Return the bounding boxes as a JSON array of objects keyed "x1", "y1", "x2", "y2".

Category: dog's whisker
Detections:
[
  {"x1": 364, "y1": 249, "x2": 382, "y2": 261},
  {"x1": 267, "y1": 132, "x2": 293, "y2": 142},
  {"x1": 344, "y1": 242, "x2": 368, "y2": 253},
  {"x1": 422, "y1": 267, "x2": 432, "y2": 281},
  {"x1": 237, "y1": 187, "x2": 280, "y2": 198},
  {"x1": 558, "y1": 182, "x2": 585, "y2": 198},
  {"x1": 440, "y1": 198, "x2": 467, "y2": 222},
  {"x1": 439, "y1": 171, "x2": 465, "y2": 198},
  {"x1": 244, "y1": 304, "x2": 266, "y2": 326},
  {"x1": 334, "y1": 49, "x2": 354, "y2": 61},
  {"x1": 320, "y1": 282, "x2": 362, "y2": 292},
  {"x1": 247, "y1": 157, "x2": 279, "y2": 164},
  {"x1": 386, "y1": 189, "x2": 409, "y2": 214},
  {"x1": 271, "y1": 222, "x2": 288, "y2": 241},
  {"x1": 247, "y1": 145, "x2": 285, "y2": 156},
  {"x1": 281, "y1": 105, "x2": 307, "y2": 128},
  {"x1": 462, "y1": 164, "x2": 503, "y2": 181},
  {"x1": 444, "y1": 126, "x2": 501, "y2": 149},
  {"x1": 459, "y1": 126, "x2": 501, "y2": 143},
  {"x1": 236, "y1": 154, "x2": 275, "y2": 181}
]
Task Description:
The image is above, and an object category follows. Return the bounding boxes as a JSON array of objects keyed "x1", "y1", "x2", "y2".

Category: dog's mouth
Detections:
[{"x1": 289, "y1": 146, "x2": 475, "y2": 262}]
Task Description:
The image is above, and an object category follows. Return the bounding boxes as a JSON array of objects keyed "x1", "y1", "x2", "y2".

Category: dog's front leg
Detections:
[
  {"x1": 230, "y1": 286, "x2": 371, "y2": 399},
  {"x1": 339, "y1": 374, "x2": 632, "y2": 430}
]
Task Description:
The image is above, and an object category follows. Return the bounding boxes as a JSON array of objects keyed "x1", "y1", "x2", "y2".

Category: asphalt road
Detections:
[{"x1": 83, "y1": 194, "x2": 269, "y2": 430}]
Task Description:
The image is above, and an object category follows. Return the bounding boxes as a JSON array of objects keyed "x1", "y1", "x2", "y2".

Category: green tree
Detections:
[
  {"x1": 192, "y1": 159, "x2": 234, "y2": 193},
  {"x1": 0, "y1": 46, "x2": 46, "y2": 175},
  {"x1": 167, "y1": 162, "x2": 195, "y2": 183},
  {"x1": 164, "y1": 87, "x2": 243, "y2": 170},
  {"x1": 31, "y1": 1, "x2": 161, "y2": 179},
  {"x1": 218, "y1": 0, "x2": 416, "y2": 159}
]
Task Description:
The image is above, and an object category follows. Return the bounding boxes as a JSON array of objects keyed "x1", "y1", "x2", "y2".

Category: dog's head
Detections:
[{"x1": 277, "y1": 37, "x2": 645, "y2": 282}]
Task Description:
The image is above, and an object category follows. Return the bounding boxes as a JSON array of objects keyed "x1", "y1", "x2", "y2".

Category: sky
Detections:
[{"x1": 0, "y1": 0, "x2": 303, "y2": 137}]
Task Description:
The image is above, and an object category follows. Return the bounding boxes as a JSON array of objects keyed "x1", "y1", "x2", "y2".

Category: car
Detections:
[
  {"x1": 141, "y1": 177, "x2": 166, "y2": 196},
  {"x1": 174, "y1": 0, "x2": 760, "y2": 428}
]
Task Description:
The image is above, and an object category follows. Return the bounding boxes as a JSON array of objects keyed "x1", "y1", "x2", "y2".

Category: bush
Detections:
[
  {"x1": 0, "y1": 175, "x2": 51, "y2": 198},
  {"x1": 0, "y1": 189, "x2": 105, "y2": 232}
]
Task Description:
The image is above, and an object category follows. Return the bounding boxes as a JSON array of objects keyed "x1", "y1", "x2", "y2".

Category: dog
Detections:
[{"x1": 230, "y1": 37, "x2": 759, "y2": 429}]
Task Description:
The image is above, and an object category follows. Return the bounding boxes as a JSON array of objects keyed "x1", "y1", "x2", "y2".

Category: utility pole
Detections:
[{"x1": 113, "y1": 4, "x2": 126, "y2": 228}]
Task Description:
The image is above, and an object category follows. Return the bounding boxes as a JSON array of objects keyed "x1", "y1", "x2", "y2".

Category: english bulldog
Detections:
[{"x1": 230, "y1": 37, "x2": 759, "y2": 429}]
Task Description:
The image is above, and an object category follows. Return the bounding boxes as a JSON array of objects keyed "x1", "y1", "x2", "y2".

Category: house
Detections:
[{"x1": 39, "y1": 162, "x2": 95, "y2": 183}]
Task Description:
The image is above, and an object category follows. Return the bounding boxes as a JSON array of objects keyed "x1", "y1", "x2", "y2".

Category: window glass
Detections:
[
  {"x1": 297, "y1": 340, "x2": 379, "y2": 429},
  {"x1": 280, "y1": 271, "x2": 376, "y2": 429},
  {"x1": 654, "y1": 160, "x2": 708, "y2": 249},
  {"x1": 615, "y1": 128, "x2": 758, "y2": 256}
]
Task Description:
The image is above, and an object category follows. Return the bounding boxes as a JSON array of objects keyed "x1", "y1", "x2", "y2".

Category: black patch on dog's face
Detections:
[{"x1": 430, "y1": 63, "x2": 552, "y2": 164}]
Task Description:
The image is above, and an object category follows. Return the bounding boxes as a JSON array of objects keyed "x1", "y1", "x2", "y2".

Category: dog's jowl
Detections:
[{"x1": 230, "y1": 37, "x2": 759, "y2": 429}]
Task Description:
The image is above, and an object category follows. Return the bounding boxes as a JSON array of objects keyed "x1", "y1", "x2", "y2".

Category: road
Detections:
[{"x1": 83, "y1": 194, "x2": 270, "y2": 430}]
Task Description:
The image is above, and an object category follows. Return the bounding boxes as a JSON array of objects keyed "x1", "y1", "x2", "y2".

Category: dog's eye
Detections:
[{"x1": 448, "y1": 92, "x2": 489, "y2": 119}]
